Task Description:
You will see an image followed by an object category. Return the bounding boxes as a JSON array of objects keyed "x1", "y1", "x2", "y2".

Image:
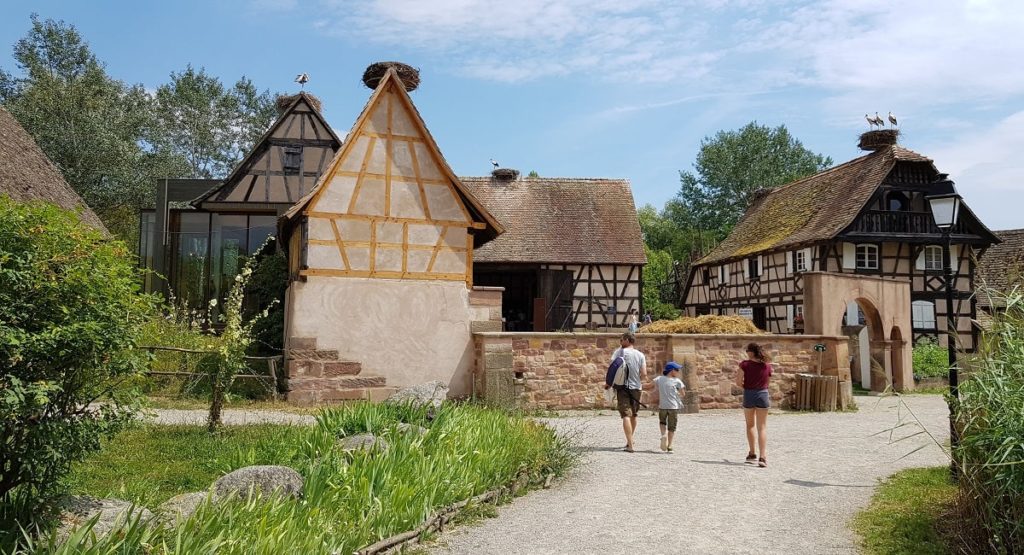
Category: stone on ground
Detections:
[
  {"x1": 56, "y1": 496, "x2": 153, "y2": 543},
  {"x1": 338, "y1": 432, "x2": 389, "y2": 452},
  {"x1": 386, "y1": 380, "x2": 449, "y2": 409},
  {"x1": 397, "y1": 422, "x2": 429, "y2": 436},
  {"x1": 211, "y1": 465, "x2": 303, "y2": 501},
  {"x1": 156, "y1": 491, "x2": 208, "y2": 524}
]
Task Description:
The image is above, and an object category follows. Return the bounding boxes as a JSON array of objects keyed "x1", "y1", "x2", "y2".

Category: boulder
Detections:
[
  {"x1": 396, "y1": 422, "x2": 429, "y2": 437},
  {"x1": 156, "y1": 491, "x2": 208, "y2": 524},
  {"x1": 211, "y1": 465, "x2": 303, "y2": 501},
  {"x1": 338, "y1": 433, "x2": 389, "y2": 453},
  {"x1": 386, "y1": 380, "x2": 449, "y2": 409},
  {"x1": 55, "y1": 497, "x2": 153, "y2": 543}
]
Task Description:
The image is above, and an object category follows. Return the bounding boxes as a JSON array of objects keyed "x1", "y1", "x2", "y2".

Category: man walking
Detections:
[{"x1": 605, "y1": 332, "x2": 647, "y2": 452}]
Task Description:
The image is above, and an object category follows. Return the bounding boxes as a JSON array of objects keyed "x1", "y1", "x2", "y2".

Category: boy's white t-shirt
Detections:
[{"x1": 654, "y1": 375, "x2": 685, "y2": 410}]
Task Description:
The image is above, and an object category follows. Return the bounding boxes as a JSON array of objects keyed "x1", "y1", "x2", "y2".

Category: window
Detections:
[
  {"x1": 748, "y1": 258, "x2": 760, "y2": 279},
  {"x1": 701, "y1": 267, "x2": 710, "y2": 283},
  {"x1": 855, "y1": 244, "x2": 879, "y2": 270},
  {"x1": 794, "y1": 250, "x2": 808, "y2": 272},
  {"x1": 282, "y1": 146, "x2": 302, "y2": 175},
  {"x1": 719, "y1": 265, "x2": 729, "y2": 283},
  {"x1": 912, "y1": 300, "x2": 937, "y2": 329},
  {"x1": 888, "y1": 191, "x2": 909, "y2": 211},
  {"x1": 923, "y1": 245, "x2": 943, "y2": 271}
]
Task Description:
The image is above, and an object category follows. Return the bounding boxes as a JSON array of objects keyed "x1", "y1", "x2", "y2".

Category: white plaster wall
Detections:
[{"x1": 286, "y1": 277, "x2": 478, "y2": 396}]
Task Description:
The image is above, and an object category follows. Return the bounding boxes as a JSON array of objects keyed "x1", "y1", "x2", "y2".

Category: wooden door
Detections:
[{"x1": 538, "y1": 269, "x2": 574, "y2": 331}]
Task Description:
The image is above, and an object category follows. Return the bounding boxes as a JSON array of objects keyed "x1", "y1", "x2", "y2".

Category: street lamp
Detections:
[{"x1": 927, "y1": 184, "x2": 962, "y2": 478}]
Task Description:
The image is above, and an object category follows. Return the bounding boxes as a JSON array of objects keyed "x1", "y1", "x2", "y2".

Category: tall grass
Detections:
[
  {"x1": 953, "y1": 287, "x2": 1024, "y2": 553},
  {"x1": 19, "y1": 402, "x2": 574, "y2": 554}
]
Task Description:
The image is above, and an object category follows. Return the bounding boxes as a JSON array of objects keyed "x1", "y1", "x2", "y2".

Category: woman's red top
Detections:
[{"x1": 739, "y1": 360, "x2": 772, "y2": 390}]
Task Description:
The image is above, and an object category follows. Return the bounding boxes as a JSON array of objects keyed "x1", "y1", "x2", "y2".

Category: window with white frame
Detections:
[
  {"x1": 748, "y1": 257, "x2": 760, "y2": 279},
  {"x1": 855, "y1": 244, "x2": 879, "y2": 270},
  {"x1": 719, "y1": 264, "x2": 729, "y2": 283},
  {"x1": 794, "y1": 250, "x2": 808, "y2": 272},
  {"x1": 912, "y1": 300, "x2": 937, "y2": 329},
  {"x1": 923, "y1": 245, "x2": 943, "y2": 271}
]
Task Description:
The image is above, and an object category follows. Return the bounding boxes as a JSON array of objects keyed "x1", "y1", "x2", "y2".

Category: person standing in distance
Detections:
[
  {"x1": 736, "y1": 342, "x2": 772, "y2": 467},
  {"x1": 605, "y1": 332, "x2": 647, "y2": 452}
]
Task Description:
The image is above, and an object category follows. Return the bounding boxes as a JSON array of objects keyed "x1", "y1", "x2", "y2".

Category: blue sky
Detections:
[{"x1": 2, "y1": 0, "x2": 1023, "y2": 229}]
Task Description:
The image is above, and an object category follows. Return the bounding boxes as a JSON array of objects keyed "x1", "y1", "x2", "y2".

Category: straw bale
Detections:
[{"x1": 641, "y1": 314, "x2": 764, "y2": 334}]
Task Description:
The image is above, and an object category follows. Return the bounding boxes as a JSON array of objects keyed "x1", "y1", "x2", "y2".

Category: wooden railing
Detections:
[
  {"x1": 140, "y1": 346, "x2": 284, "y2": 399},
  {"x1": 848, "y1": 211, "x2": 965, "y2": 235}
]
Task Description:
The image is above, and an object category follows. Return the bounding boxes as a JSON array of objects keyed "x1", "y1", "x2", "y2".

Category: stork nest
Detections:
[
  {"x1": 858, "y1": 129, "x2": 900, "y2": 151},
  {"x1": 362, "y1": 62, "x2": 420, "y2": 91},
  {"x1": 491, "y1": 168, "x2": 520, "y2": 180},
  {"x1": 276, "y1": 93, "x2": 322, "y2": 114}
]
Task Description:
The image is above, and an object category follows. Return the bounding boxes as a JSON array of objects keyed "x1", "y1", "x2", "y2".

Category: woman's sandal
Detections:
[
  {"x1": 758, "y1": 457, "x2": 767, "y2": 468},
  {"x1": 745, "y1": 453, "x2": 757, "y2": 464}
]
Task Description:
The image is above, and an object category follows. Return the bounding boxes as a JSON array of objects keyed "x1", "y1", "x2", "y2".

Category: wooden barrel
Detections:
[{"x1": 795, "y1": 374, "x2": 838, "y2": 411}]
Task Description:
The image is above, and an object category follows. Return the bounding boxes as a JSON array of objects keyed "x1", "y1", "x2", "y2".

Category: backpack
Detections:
[{"x1": 605, "y1": 349, "x2": 633, "y2": 389}]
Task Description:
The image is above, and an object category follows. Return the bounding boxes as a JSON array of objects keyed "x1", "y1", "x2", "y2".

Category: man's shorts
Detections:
[
  {"x1": 658, "y1": 409, "x2": 679, "y2": 432},
  {"x1": 615, "y1": 388, "x2": 641, "y2": 418}
]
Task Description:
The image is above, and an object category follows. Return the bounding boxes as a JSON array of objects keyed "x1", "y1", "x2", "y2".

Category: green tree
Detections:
[
  {"x1": 148, "y1": 66, "x2": 277, "y2": 178},
  {"x1": 642, "y1": 245, "x2": 682, "y2": 320},
  {"x1": 0, "y1": 15, "x2": 175, "y2": 238},
  {"x1": 677, "y1": 122, "x2": 832, "y2": 242},
  {"x1": 0, "y1": 198, "x2": 152, "y2": 517}
]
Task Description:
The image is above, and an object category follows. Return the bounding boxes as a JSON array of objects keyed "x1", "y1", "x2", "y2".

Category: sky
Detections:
[{"x1": 1, "y1": 0, "x2": 1022, "y2": 230}]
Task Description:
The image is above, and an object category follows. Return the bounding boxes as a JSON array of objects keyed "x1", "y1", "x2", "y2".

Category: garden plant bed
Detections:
[
  {"x1": 27, "y1": 403, "x2": 574, "y2": 554},
  {"x1": 852, "y1": 466, "x2": 956, "y2": 554}
]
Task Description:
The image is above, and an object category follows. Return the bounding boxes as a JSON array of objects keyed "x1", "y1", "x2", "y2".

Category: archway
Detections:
[{"x1": 801, "y1": 272, "x2": 914, "y2": 394}]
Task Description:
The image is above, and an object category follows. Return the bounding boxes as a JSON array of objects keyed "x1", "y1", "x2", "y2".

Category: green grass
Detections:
[
  {"x1": 853, "y1": 466, "x2": 957, "y2": 555},
  {"x1": 22, "y1": 402, "x2": 574, "y2": 554},
  {"x1": 63, "y1": 425, "x2": 310, "y2": 507},
  {"x1": 142, "y1": 395, "x2": 317, "y2": 414}
]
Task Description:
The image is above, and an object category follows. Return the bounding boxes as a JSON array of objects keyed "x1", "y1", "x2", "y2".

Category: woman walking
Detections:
[
  {"x1": 626, "y1": 308, "x2": 640, "y2": 334},
  {"x1": 736, "y1": 342, "x2": 772, "y2": 468}
]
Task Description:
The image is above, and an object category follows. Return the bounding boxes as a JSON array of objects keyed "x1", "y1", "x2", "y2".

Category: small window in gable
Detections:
[
  {"x1": 701, "y1": 267, "x2": 711, "y2": 283},
  {"x1": 748, "y1": 257, "x2": 761, "y2": 280},
  {"x1": 855, "y1": 244, "x2": 879, "y2": 270},
  {"x1": 923, "y1": 245, "x2": 943, "y2": 271},
  {"x1": 282, "y1": 146, "x2": 302, "y2": 176}
]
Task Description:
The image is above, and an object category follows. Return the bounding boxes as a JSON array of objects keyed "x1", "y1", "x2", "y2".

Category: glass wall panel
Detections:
[
  {"x1": 248, "y1": 215, "x2": 278, "y2": 255},
  {"x1": 212, "y1": 214, "x2": 249, "y2": 312},
  {"x1": 174, "y1": 212, "x2": 211, "y2": 309}
]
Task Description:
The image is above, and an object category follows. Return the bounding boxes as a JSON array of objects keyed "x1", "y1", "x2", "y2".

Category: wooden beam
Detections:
[
  {"x1": 407, "y1": 137, "x2": 432, "y2": 220},
  {"x1": 334, "y1": 170, "x2": 451, "y2": 186},
  {"x1": 329, "y1": 218, "x2": 350, "y2": 270},
  {"x1": 300, "y1": 268, "x2": 465, "y2": 281},
  {"x1": 385, "y1": 92, "x2": 393, "y2": 218},
  {"x1": 305, "y1": 211, "x2": 470, "y2": 228},
  {"x1": 347, "y1": 136, "x2": 378, "y2": 214}
]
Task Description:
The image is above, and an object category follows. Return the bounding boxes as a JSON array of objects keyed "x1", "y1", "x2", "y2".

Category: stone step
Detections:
[
  {"x1": 289, "y1": 376, "x2": 386, "y2": 390},
  {"x1": 286, "y1": 349, "x2": 340, "y2": 361},
  {"x1": 287, "y1": 359, "x2": 361, "y2": 378},
  {"x1": 287, "y1": 379, "x2": 397, "y2": 407}
]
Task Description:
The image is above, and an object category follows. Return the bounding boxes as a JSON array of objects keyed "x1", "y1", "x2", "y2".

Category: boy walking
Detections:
[{"x1": 654, "y1": 361, "x2": 685, "y2": 452}]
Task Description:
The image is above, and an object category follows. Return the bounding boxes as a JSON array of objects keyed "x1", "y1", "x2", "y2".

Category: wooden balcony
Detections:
[{"x1": 848, "y1": 210, "x2": 965, "y2": 235}]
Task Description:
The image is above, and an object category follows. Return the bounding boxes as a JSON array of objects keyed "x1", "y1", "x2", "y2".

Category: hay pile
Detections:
[
  {"x1": 362, "y1": 62, "x2": 421, "y2": 91},
  {"x1": 642, "y1": 314, "x2": 764, "y2": 334}
]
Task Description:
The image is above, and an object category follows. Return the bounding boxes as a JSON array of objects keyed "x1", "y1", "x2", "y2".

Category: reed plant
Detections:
[
  {"x1": 19, "y1": 402, "x2": 574, "y2": 554},
  {"x1": 952, "y1": 286, "x2": 1024, "y2": 553}
]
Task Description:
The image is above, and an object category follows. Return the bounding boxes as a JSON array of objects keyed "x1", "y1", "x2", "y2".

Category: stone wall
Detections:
[{"x1": 473, "y1": 332, "x2": 851, "y2": 410}]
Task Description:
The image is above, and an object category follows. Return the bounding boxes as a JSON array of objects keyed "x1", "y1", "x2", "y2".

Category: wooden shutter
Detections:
[
  {"x1": 915, "y1": 246, "x2": 927, "y2": 271},
  {"x1": 786, "y1": 251, "x2": 793, "y2": 274},
  {"x1": 786, "y1": 305, "x2": 794, "y2": 330},
  {"x1": 842, "y1": 243, "x2": 856, "y2": 269}
]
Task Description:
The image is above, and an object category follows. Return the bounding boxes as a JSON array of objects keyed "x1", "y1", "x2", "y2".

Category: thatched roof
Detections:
[
  {"x1": 0, "y1": 105, "x2": 106, "y2": 232},
  {"x1": 977, "y1": 229, "x2": 1024, "y2": 308},
  {"x1": 461, "y1": 176, "x2": 647, "y2": 265},
  {"x1": 696, "y1": 145, "x2": 939, "y2": 266}
]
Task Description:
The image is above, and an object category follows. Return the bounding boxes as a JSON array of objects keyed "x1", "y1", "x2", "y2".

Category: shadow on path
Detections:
[
  {"x1": 784, "y1": 479, "x2": 874, "y2": 488},
  {"x1": 690, "y1": 459, "x2": 748, "y2": 467}
]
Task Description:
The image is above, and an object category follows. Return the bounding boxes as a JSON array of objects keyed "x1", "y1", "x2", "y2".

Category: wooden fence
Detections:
[{"x1": 139, "y1": 346, "x2": 284, "y2": 400}]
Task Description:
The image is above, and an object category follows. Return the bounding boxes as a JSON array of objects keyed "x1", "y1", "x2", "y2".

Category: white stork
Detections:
[
  {"x1": 888, "y1": 111, "x2": 898, "y2": 128},
  {"x1": 873, "y1": 112, "x2": 885, "y2": 128},
  {"x1": 865, "y1": 114, "x2": 876, "y2": 129},
  {"x1": 490, "y1": 158, "x2": 499, "y2": 169},
  {"x1": 295, "y1": 73, "x2": 310, "y2": 89}
]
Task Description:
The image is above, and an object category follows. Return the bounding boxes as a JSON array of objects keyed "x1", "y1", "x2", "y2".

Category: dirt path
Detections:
[
  {"x1": 432, "y1": 395, "x2": 951, "y2": 555},
  {"x1": 145, "y1": 408, "x2": 315, "y2": 426}
]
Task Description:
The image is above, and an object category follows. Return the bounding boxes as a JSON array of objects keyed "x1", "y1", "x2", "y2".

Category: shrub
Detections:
[
  {"x1": 954, "y1": 287, "x2": 1024, "y2": 552},
  {"x1": 912, "y1": 340, "x2": 949, "y2": 379},
  {"x1": 0, "y1": 198, "x2": 152, "y2": 524}
]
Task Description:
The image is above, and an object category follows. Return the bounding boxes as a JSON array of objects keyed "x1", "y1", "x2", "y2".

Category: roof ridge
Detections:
[
  {"x1": 764, "y1": 148, "x2": 885, "y2": 195},
  {"x1": 459, "y1": 176, "x2": 630, "y2": 182}
]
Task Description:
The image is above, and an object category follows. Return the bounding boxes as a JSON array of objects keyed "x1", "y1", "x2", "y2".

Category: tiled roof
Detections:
[
  {"x1": 977, "y1": 229, "x2": 1024, "y2": 308},
  {"x1": 461, "y1": 176, "x2": 647, "y2": 265},
  {"x1": 0, "y1": 106, "x2": 107, "y2": 232},
  {"x1": 696, "y1": 145, "x2": 933, "y2": 265}
]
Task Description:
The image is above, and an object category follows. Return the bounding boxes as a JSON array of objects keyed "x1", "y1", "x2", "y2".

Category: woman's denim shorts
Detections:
[{"x1": 742, "y1": 389, "x2": 771, "y2": 409}]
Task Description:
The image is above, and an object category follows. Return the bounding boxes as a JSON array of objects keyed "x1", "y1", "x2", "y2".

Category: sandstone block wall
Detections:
[{"x1": 473, "y1": 332, "x2": 850, "y2": 410}]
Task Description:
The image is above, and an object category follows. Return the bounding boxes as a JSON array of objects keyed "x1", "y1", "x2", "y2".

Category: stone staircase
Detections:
[{"x1": 286, "y1": 337, "x2": 397, "y2": 406}]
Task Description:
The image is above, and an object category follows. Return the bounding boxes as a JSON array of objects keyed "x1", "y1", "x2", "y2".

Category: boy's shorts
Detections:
[
  {"x1": 615, "y1": 388, "x2": 640, "y2": 417},
  {"x1": 658, "y1": 409, "x2": 679, "y2": 432}
]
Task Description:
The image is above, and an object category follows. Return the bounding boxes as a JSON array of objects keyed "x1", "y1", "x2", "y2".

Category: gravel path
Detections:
[
  {"x1": 145, "y1": 408, "x2": 314, "y2": 426},
  {"x1": 433, "y1": 395, "x2": 951, "y2": 555}
]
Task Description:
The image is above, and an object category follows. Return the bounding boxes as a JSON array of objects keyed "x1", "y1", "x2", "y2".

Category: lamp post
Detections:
[{"x1": 927, "y1": 187, "x2": 962, "y2": 478}]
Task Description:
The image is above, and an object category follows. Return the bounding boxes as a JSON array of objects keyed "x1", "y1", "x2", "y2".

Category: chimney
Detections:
[{"x1": 362, "y1": 62, "x2": 420, "y2": 92}]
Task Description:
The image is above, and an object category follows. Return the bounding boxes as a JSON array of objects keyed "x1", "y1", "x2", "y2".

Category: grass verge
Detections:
[
  {"x1": 22, "y1": 402, "x2": 575, "y2": 554},
  {"x1": 852, "y1": 466, "x2": 956, "y2": 555}
]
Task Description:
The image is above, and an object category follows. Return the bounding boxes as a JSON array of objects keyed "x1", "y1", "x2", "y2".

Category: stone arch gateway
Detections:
[{"x1": 801, "y1": 272, "x2": 914, "y2": 392}]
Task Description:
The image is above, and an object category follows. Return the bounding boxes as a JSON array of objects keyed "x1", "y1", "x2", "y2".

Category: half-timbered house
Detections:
[
  {"x1": 976, "y1": 228, "x2": 1024, "y2": 324},
  {"x1": 139, "y1": 92, "x2": 342, "y2": 308},
  {"x1": 682, "y1": 136, "x2": 999, "y2": 389},
  {"x1": 462, "y1": 174, "x2": 646, "y2": 331}
]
